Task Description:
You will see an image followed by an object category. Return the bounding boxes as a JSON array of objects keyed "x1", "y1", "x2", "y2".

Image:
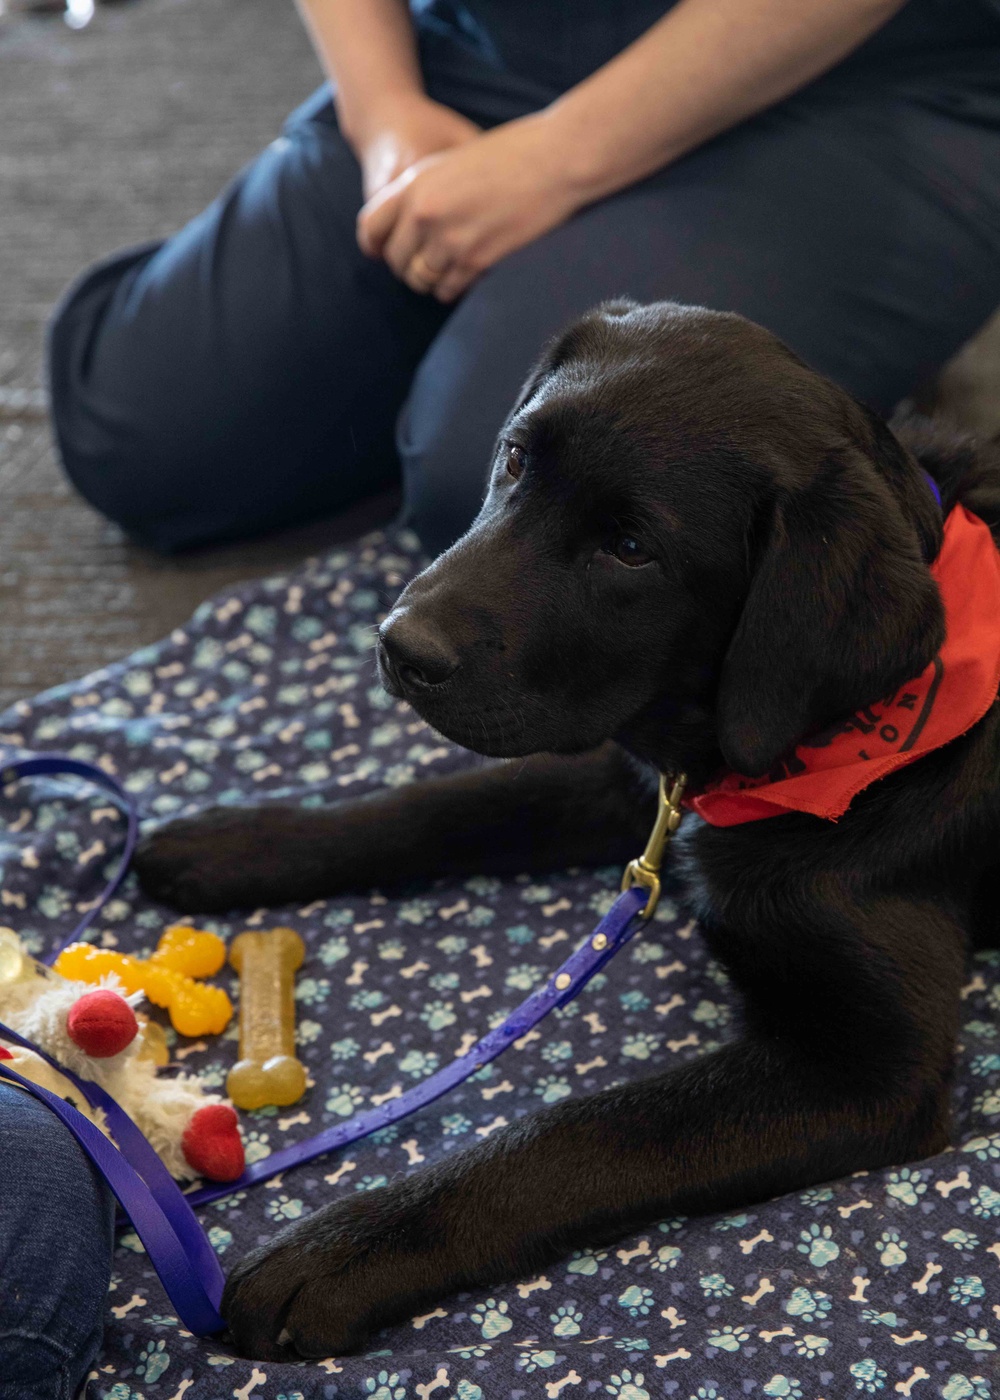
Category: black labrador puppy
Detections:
[{"x1": 135, "y1": 300, "x2": 1000, "y2": 1361}]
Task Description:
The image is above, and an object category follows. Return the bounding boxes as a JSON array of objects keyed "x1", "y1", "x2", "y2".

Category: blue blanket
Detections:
[{"x1": 1, "y1": 530, "x2": 997, "y2": 1400}]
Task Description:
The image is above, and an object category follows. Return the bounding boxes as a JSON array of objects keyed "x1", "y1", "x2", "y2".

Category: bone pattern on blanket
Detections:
[{"x1": 1, "y1": 528, "x2": 997, "y2": 1397}]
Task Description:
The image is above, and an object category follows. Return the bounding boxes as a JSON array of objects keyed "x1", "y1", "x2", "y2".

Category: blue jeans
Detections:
[
  {"x1": 48, "y1": 3, "x2": 1000, "y2": 557},
  {"x1": 0, "y1": 1083, "x2": 115, "y2": 1400}
]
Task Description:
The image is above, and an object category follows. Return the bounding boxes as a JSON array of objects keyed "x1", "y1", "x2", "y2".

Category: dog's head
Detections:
[{"x1": 378, "y1": 301, "x2": 944, "y2": 779}]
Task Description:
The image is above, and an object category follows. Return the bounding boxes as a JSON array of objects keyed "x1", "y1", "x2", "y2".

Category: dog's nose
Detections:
[{"x1": 378, "y1": 609, "x2": 460, "y2": 690}]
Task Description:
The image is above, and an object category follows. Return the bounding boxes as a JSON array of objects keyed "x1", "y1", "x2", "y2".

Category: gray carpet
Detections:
[
  {"x1": 0, "y1": 0, "x2": 997, "y2": 713},
  {"x1": 0, "y1": 0, "x2": 397, "y2": 712}
]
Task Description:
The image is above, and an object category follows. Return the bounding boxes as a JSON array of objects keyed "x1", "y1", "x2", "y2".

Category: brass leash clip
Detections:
[{"x1": 620, "y1": 772, "x2": 687, "y2": 920}]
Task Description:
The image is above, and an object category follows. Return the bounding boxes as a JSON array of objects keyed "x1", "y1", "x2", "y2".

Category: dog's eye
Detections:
[
  {"x1": 505, "y1": 444, "x2": 527, "y2": 480},
  {"x1": 606, "y1": 534, "x2": 651, "y2": 567}
]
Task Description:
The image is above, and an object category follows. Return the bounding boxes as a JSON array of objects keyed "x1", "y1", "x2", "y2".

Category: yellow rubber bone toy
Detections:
[
  {"x1": 226, "y1": 927, "x2": 307, "y2": 1111},
  {"x1": 55, "y1": 925, "x2": 232, "y2": 1038}
]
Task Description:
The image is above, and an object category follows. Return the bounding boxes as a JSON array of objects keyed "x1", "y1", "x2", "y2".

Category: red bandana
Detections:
[{"x1": 689, "y1": 505, "x2": 1000, "y2": 826}]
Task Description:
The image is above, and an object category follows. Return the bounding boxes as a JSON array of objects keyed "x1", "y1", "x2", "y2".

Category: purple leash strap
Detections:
[
  {"x1": 0, "y1": 753, "x2": 140, "y2": 964},
  {"x1": 0, "y1": 1056, "x2": 226, "y2": 1335},
  {"x1": 0, "y1": 1019, "x2": 227, "y2": 1327},
  {"x1": 0, "y1": 749, "x2": 654, "y2": 1335},
  {"x1": 184, "y1": 884, "x2": 649, "y2": 1207}
]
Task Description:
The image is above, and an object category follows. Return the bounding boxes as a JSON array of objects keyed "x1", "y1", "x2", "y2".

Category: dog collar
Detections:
[
  {"x1": 921, "y1": 468, "x2": 942, "y2": 510},
  {"x1": 689, "y1": 504, "x2": 1000, "y2": 825}
]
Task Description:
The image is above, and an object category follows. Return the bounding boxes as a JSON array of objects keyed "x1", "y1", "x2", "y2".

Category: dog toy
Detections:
[
  {"x1": 0, "y1": 928, "x2": 244, "y2": 1181},
  {"x1": 227, "y1": 927, "x2": 307, "y2": 1110},
  {"x1": 67, "y1": 986, "x2": 139, "y2": 1057},
  {"x1": 54, "y1": 925, "x2": 232, "y2": 1037}
]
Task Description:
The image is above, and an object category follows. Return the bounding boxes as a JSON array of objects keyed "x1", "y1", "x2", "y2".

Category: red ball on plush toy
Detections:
[
  {"x1": 67, "y1": 989, "x2": 139, "y2": 1058},
  {"x1": 182, "y1": 1103, "x2": 245, "y2": 1182}
]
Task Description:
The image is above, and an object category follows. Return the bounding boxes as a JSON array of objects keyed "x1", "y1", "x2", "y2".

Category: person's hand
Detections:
[
  {"x1": 356, "y1": 112, "x2": 584, "y2": 302},
  {"x1": 350, "y1": 94, "x2": 481, "y2": 203}
]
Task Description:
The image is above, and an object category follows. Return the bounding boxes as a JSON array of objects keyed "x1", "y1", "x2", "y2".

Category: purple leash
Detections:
[
  {"x1": 0, "y1": 754, "x2": 140, "y2": 965},
  {"x1": 184, "y1": 884, "x2": 648, "y2": 1207},
  {"x1": 0, "y1": 752, "x2": 659, "y2": 1337}
]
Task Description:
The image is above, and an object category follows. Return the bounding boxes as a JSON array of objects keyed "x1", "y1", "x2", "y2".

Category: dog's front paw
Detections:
[
  {"x1": 133, "y1": 806, "x2": 308, "y2": 912},
  {"x1": 222, "y1": 1189, "x2": 442, "y2": 1359}
]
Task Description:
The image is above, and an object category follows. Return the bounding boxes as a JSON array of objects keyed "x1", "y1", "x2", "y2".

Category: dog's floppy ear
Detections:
[{"x1": 716, "y1": 451, "x2": 945, "y2": 777}]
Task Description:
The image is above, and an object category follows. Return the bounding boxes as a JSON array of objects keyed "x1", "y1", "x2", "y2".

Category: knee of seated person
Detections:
[
  {"x1": 49, "y1": 357, "x2": 235, "y2": 553},
  {"x1": 47, "y1": 248, "x2": 227, "y2": 552},
  {"x1": 52, "y1": 425, "x2": 220, "y2": 553},
  {"x1": 0, "y1": 1086, "x2": 114, "y2": 1392}
]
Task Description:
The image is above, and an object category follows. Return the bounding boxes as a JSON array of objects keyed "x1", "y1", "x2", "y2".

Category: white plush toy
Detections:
[{"x1": 0, "y1": 927, "x2": 244, "y2": 1182}]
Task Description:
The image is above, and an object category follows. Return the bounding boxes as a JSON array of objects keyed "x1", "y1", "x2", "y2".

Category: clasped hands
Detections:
[{"x1": 353, "y1": 95, "x2": 586, "y2": 303}]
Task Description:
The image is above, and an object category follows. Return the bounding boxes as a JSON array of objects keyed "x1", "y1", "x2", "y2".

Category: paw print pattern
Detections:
[
  {"x1": 849, "y1": 1359, "x2": 887, "y2": 1392},
  {"x1": 861, "y1": 1310, "x2": 899, "y2": 1328},
  {"x1": 470, "y1": 1299, "x2": 512, "y2": 1339},
  {"x1": 699, "y1": 1272, "x2": 734, "y2": 1299},
  {"x1": 949, "y1": 1277, "x2": 986, "y2": 1307},
  {"x1": 970, "y1": 1185, "x2": 1000, "y2": 1218},
  {"x1": 517, "y1": 1348, "x2": 557, "y2": 1372},
  {"x1": 446, "y1": 1342, "x2": 491, "y2": 1360},
  {"x1": 551, "y1": 1304, "x2": 583, "y2": 1337},
  {"x1": 326, "y1": 1082, "x2": 365, "y2": 1117},
  {"x1": 794, "y1": 1335, "x2": 830, "y2": 1358},
  {"x1": 941, "y1": 1376, "x2": 994, "y2": 1400},
  {"x1": 885, "y1": 1167, "x2": 928, "y2": 1206},
  {"x1": 399, "y1": 1049, "x2": 439, "y2": 1077},
  {"x1": 952, "y1": 1329, "x2": 998, "y2": 1354},
  {"x1": 264, "y1": 1194, "x2": 304, "y2": 1221},
  {"x1": 620, "y1": 1032, "x2": 661, "y2": 1061},
  {"x1": 963, "y1": 1136, "x2": 1000, "y2": 1162},
  {"x1": 567, "y1": 1247, "x2": 608, "y2": 1276},
  {"x1": 207, "y1": 1225, "x2": 232, "y2": 1253},
  {"x1": 943, "y1": 1228, "x2": 981, "y2": 1251},
  {"x1": 799, "y1": 1186, "x2": 835, "y2": 1207},
  {"x1": 877, "y1": 1228, "x2": 907, "y2": 1267},
  {"x1": 707, "y1": 1325, "x2": 750, "y2": 1352},
  {"x1": 242, "y1": 1129, "x2": 271, "y2": 1164},
  {"x1": 605, "y1": 1372, "x2": 650, "y2": 1400},
  {"x1": 972, "y1": 1088, "x2": 1000, "y2": 1116},
  {"x1": 419, "y1": 999, "x2": 457, "y2": 1030},
  {"x1": 363, "y1": 1372, "x2": 406, "y2": 1400},
  {"x1": 618, "y1": 1285, "x2": 654, "y2": 1317},
  {"x1": 440, "y1": 1112, "x2": 471, "y2": 1136},
  {"x1": 134, "y1": 1340, "x2": 170, "y2": 1384},
  {"x1": 762, "y1": 1378, "x2": 803, "y2": 1399},
  {"x1": 784, "y1": 1288, "x2": 831, "y2": 1321},
  {"x1": 797, "y1": 1223, "x2": 840, "y2": 1266},
  {"x1": 534, "y1": 1074, "x2": 572, "y2": 1103}
]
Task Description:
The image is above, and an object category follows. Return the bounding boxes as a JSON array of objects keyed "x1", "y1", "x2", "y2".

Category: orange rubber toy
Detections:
[{"x1": 55, "y1": 925, "x2": 232, "y2": 1038}]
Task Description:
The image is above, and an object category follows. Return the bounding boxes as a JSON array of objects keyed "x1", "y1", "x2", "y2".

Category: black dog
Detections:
[{"x1": 135, "y1": 300, "x2": 1000, "y2": 1361}]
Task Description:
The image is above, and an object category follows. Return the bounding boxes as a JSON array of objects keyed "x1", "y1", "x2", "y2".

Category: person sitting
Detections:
[{"x1": 47, "y1": 0, "x2": 1000, "y2": 558}]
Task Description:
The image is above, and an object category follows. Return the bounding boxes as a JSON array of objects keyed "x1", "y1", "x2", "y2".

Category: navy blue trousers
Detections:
[
  {"x1": 49, "y1": 5, "x2": 1000, "y2": 556},
  {"x1": 0, "y1": 1084, "x2": 115, "y2": 1399}
]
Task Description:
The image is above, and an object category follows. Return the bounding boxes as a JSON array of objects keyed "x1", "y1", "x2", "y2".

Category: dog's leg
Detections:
[
  {"x1": 221, "y1": 891, "x2": 964, "y2": 1359},
  {"x1": 134, "y1": 744, "x2": 652, "y2": 911},
  {"x1": 970, "y1": 863, "x2": 1000, "y2": 950}
]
